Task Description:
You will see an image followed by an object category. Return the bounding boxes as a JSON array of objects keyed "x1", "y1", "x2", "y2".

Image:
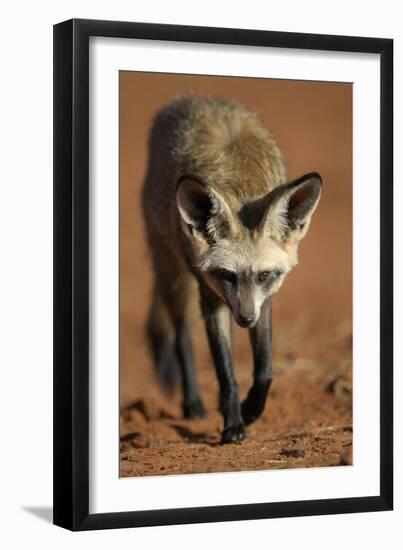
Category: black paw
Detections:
[
  {"x1": 183, "y1": 399, "x2": 206, "y2": 419},
  {"x1": 241, "y1": 400, "x2": 262, "y2": 426},
  {"x1": 221, "y1": 423, "x2": 246, "y2": 444}
]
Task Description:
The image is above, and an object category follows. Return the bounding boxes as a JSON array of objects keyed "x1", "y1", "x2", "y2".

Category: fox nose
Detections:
[{"x1": 238, "y1": 314, "x2": 255, "y2": 328}]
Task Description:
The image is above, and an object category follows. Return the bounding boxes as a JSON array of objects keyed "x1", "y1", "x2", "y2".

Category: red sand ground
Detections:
[
  {"x1": 119, "y1": 74, "x2": 352, "y2": 477},
  {"x1": 120, "y1": 312, "x2": 352, "y2": 477}
]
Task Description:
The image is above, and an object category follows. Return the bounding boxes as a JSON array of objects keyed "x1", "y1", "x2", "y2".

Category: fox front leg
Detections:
[
  {"x1": 241, "y1": 298, "x2": 273, "y2": 425},
  {"x1": 200, "y1": 286, "x2": 245, "y2": 444}
]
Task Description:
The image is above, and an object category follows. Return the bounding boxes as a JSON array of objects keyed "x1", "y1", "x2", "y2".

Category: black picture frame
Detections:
[{"x1": 53, "y1": 18, "x2": 393, "y2": 531}]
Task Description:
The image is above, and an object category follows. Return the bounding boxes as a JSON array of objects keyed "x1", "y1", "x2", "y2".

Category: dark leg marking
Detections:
[
  {"x1": 241, "y1": 299, "x2": 273, "y2": 425},
  {"x1": 175, "y1": 319, "x2": 206, "y2": 418},
  {"x1": 158, "y1": 267, "x2": 205, "y2": 419},
  {"x1": 201, "y1": 285, "x2": 245, "y2": 444}
]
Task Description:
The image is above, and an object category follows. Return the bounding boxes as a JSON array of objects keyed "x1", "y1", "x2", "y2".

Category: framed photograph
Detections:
[{"x1": 53, "y1": 18, "x2": 393, "y2": 530}]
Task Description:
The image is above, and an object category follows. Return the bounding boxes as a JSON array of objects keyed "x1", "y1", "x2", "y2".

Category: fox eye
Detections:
[
  {"x1": 214, "y1": 269, "x2": 237, "y2": 284},
  {"x1": 258, "y1": 271, "x2": 271, "y2": 283},
  {"x1": 258, "y1": 270, "x2": 283, "y2": 283}
]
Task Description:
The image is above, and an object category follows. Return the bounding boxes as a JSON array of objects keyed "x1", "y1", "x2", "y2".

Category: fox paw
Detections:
[
  {"x1": 183, "y1": 399, "x2": 206, "y2": 419},
  {"x1": 241, "y1": 400, "x2": 262, "y2": 426},
  {"x1": 221, "y1": 423, "x2": 246, "y2": 444},
  {"x1": 241, "y1": 381, "x2": 271, "y2": 425}
]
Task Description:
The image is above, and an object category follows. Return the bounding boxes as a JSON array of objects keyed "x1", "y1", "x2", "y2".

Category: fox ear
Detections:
[
  {"x1": 176, "y1": 176, "x2": 234, "y2": 240},
  {"x1": 264, "y1": 172, "x2": 322, "y2": 241}
]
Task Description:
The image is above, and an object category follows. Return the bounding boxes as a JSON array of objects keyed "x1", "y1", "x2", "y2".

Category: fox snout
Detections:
[
  {"x1": 231, "y1": 291, "x2": 260, "y2": 328},
  {"x1": 237, "y1": 314, "x2": 256, "y2": 328}
]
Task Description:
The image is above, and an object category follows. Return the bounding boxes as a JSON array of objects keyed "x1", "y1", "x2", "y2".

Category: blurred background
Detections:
[{"x1": 119, "y1": 72, "x2": 352, "y2": 476}]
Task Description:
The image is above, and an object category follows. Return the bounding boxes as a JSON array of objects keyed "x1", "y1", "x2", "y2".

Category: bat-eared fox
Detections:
[{"x1": 142, "y1": 95, "x2": 322, "y2": 444}]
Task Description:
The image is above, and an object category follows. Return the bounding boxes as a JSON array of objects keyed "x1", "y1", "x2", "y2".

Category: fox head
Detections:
[{"x1": 176, "y1": 172, "x2": 322, "y2": 328}]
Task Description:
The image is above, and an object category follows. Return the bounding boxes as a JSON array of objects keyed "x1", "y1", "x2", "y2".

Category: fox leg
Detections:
[
  {"x1": 161, "y1": 270, "x2": 205, "y2": 419},
  {"x1": 241, "y1": 298, "x2": 273, "y2": 425},
  {"x1": 174, "y1": 315, "x2": 206, "y2": 418},
  {"x1": 147, "y1": 259, "x2": 205, "y2": 417},
  {"x1": 200, "y1": 285, "x2": 245, "y2": 443},
  {"x1": 146, "y1": 287, "x2": 179, "y2": 394}
]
